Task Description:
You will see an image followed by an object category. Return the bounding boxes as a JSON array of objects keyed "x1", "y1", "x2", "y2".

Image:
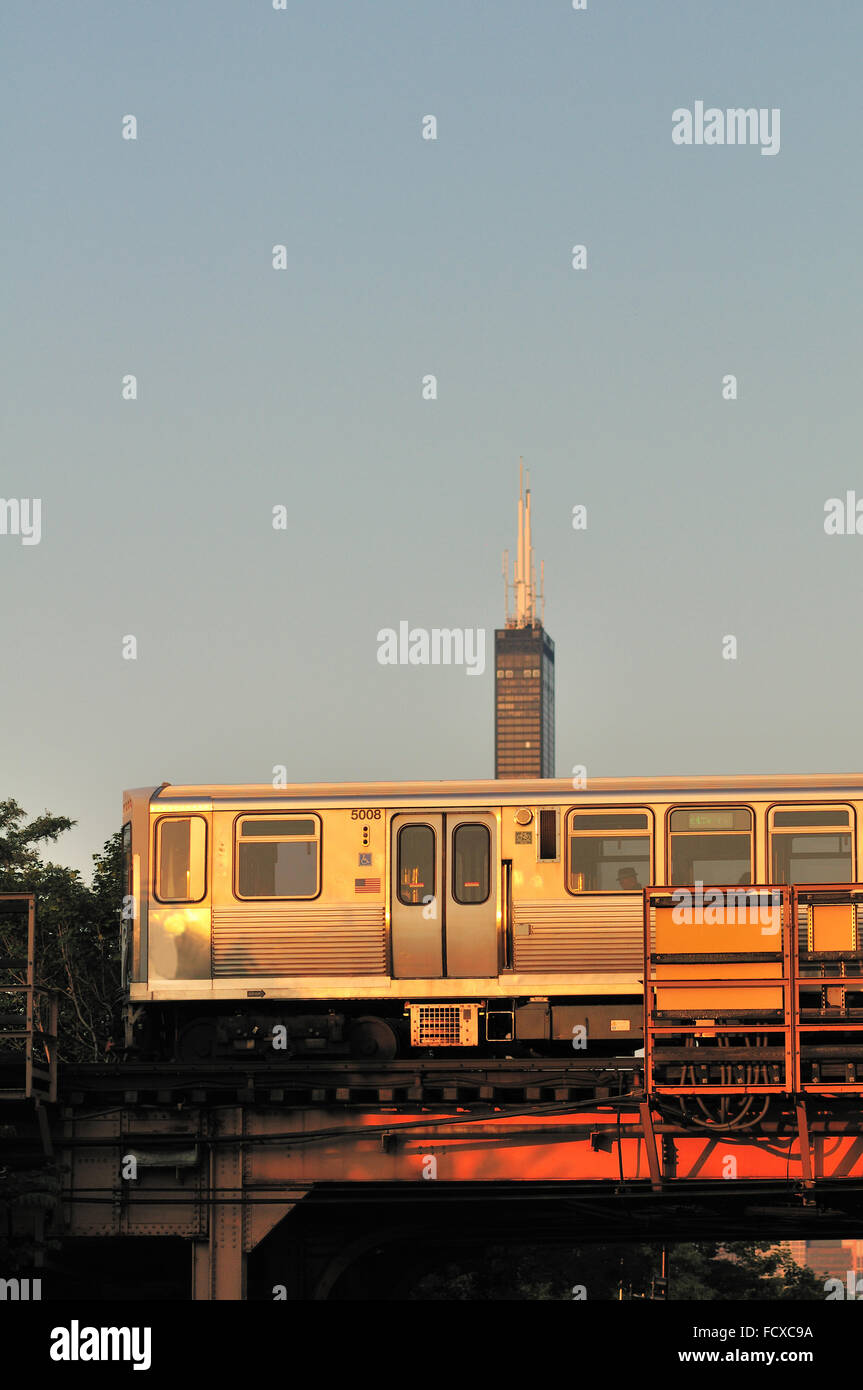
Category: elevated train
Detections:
[{"x1": 119, "y1": 775, "x2": 862, "y2": 1066}]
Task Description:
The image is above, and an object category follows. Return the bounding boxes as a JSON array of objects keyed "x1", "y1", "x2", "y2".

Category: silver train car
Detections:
[{"x1": 119, "y1": 775, "x2": 861, "y2": 1060}]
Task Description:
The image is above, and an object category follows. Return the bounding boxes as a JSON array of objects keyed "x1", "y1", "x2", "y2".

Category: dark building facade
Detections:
[
  {"x1": 494, "y1": 463, "x2": 555, "y2": 778},
  {"x1": 494, "y1": 625, "x2": 555, "y2": 777}
]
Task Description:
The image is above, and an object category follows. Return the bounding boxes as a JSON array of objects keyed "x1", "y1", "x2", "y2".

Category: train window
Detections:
[
  {"x1": 122, "y1": 822, "x2": 132, "y2": 901},
  {"x1": 398, "y1": 824, "x2": 435, "y2": 905},
  {"x1": 538, "y1": 809, "x2": 558, "y2": 860},
  {"x1": 155, "y1": 816, "x2": 207, "y2": 903},
  {"x1": 669, "y1": 807, "x2": 752, "y2": 886},
  {"x1": 568, "y1": 810, "x2": 651, "y2": 892},
  {"x1": 453, "y1": 824, "x2": 490, "y2": 904},
  {"x1": 236, "y1": 815, "x2": 319, "y2": 899},
  {"x1": 121, "y1": 822, "x2": 133, "y2": 986},
  {"x1": 770, "y1": 806, "x2": 853, "y2": 885},
  {"x1": 772, "y1": 808, "x2": 850, "y2": 828},
  {"x1": 240, "y1": 818, "x2": 317, "y2": 837}
]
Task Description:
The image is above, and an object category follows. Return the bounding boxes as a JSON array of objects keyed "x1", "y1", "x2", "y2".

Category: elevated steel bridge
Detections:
[
  {"x1": 7, "y1": 890, "x2": 863, "y2": 1298},
  {"x1": 16, "y1": 1059, "x2": 862, "y2": 1297}
]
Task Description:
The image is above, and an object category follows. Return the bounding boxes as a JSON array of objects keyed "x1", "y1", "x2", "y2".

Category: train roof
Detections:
[{"x1": 125, "y1": 774, "x2": 863, "y2": 810}]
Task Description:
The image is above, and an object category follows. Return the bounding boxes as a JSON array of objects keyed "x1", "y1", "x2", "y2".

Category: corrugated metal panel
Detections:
[
  {"x1": 513, "y1": 897, "x2": 644, "y2": 972},
  {"x1": 212, "y1": 905, "x2": 386, "y2": 976}
]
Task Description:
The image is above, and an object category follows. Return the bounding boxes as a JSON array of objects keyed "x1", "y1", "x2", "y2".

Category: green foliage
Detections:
[
  {"x1": 0, "y1": 802, "x2": 123, "y2": 1270},
  {"x1": 0, "y1": 800, "x2": 123, "y2": 1061},
  {"x1": 0, "y1": 799, "x2": 73, "y2": 870},
  {"x1": 407, "y1": 1240, "x2": 826, "y2": 1300},
  {"x1": 668, "y1": 1242, "x2": 825, "y2": 1301}
]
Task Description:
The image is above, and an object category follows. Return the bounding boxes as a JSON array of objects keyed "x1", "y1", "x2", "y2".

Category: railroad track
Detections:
[{"x1": 54, "y1": 1056, "x2": 643, "y2": 1106}]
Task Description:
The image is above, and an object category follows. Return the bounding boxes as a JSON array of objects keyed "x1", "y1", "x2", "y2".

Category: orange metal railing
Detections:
[
  {"x1": 643, "y1": 884, "x2": 794, "y2": 1097},
  {"x1": 793, "y1": 882, "x2": 863, "y2": 1093},
  {"x1": 643, "y1": 882, "x2": 863, "y2": 1099}
]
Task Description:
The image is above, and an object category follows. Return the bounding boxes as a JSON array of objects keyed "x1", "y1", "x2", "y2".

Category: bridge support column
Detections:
[
  {"x1": 191, "y1": 1232, "x2": 243, "y2": 1300},
  {"x1": 190, "y1": 1107, "x2": 245, "y2": 1299},
  {"x1": 190, "y1": 1107, "x2": 308, "y2": 1300}
]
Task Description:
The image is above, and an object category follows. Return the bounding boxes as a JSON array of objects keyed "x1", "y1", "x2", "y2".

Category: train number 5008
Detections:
[{"x1": 350, "y1": 809, "x2": 381, "y2": 820}]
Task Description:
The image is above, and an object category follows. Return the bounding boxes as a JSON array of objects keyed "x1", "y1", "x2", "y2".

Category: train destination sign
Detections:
[{"x1": 683, "y1": 812, "x2": 735, "y2": 830}]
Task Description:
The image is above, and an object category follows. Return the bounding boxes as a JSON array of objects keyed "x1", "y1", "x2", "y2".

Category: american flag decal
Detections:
[{"x1": 354, "y1": 877, "x2": 381, "y2": 894}]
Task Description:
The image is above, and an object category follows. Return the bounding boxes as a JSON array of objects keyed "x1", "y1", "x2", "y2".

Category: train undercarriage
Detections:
[{"x1": 122, "y1": 997, "x2": 644, "y2": 1064}]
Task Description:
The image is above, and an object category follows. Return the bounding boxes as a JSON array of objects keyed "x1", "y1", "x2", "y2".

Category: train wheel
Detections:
[
  {"x1": 178, "y1": 1020, "x2": 219, "y2": 1062},
  {"x1": 348, "y1": 1016, "x2": 398, "y2": 1061}
]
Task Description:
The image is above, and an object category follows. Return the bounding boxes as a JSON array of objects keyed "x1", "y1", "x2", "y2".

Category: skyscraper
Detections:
[{"x1": 494, "y1": 462, "x2": 555, "y2": 778}]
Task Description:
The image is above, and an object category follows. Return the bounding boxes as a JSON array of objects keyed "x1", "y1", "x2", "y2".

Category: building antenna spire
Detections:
[
  {"x1": 506, "y1": 458, "x2": 540, "y2": 628},
  {"x1": 496, "y1": 458, "x2": 555, "y2": 779},
  {"x1": 516, "y1": 458, "x2": 525, "y2": 623},
  {"x1": 524, "y1": 469, "x2": 534, "y2": 623},
  {"x1": 502, "y1": 548, "x2": 510, "y2": 625}
]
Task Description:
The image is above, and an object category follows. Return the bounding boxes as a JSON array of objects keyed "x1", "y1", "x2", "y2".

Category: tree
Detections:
[
  {"x1": 668, "y1": 1242, "x2": 825, "y2": 1300},
  {"x1": 0, "y1": 800, "x2": 122, "y2": 1062},
  {"x1": 0, "y1": 804, "x2": 124, "y2": 1272},
  {"x1": 0, "y1": 799, "x2": 73, "y2": 870},
  {"x1": 406, "y1": 1239, "x2": 825, "y2": 1300}
]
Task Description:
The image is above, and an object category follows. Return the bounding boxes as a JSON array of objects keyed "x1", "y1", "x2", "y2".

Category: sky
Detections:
[{"x1": 2, "y1": 0, "x2": 862, "y2": 879}]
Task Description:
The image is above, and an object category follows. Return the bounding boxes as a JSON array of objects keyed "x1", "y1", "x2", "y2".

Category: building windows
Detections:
[{"x1": 494, "y1": 629, "x2": 555, "y2": 778}]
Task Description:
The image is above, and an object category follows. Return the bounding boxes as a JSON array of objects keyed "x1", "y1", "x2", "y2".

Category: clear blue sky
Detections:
[{"x1": 2, "y1": 1, "x2": 861, "y2": 878}]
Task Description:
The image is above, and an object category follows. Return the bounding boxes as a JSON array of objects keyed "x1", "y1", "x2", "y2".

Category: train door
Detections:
[
  {"x1": 445, "y1": 812, "x2": 498, "y2": 977},
  {"x1": 390, "y1": 812, "x2": 499, "y2": 978},
  {"x1": 148, "y1": 811, "x2": 212, "y2": 981},
  {"x1": 391, "y1": 814, "x2": 444, "y2": 977}
]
